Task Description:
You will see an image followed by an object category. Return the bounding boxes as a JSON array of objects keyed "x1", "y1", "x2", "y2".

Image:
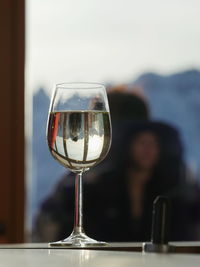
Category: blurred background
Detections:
[{"x1": 25, "y1": 0, "x2": 200, "y2": 241}]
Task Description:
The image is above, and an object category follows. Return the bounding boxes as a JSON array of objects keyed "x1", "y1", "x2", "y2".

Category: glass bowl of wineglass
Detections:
[{"x1": 46, "y1": 82, "x2": 112, "y2": 247}]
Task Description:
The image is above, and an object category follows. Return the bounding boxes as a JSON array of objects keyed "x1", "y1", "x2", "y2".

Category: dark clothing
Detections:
[{"x1": 35, "y1": 168, "x2": 200, "y2": 242}]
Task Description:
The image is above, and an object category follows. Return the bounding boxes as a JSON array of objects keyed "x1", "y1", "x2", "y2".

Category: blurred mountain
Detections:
[{"x1": 133, "y1": 69, "x2": 200, "y2": 177}]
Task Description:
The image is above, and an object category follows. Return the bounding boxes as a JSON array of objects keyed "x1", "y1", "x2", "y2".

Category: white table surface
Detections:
[{"x1": 0, "y1": 243, "x2": 200, "y2": 267}]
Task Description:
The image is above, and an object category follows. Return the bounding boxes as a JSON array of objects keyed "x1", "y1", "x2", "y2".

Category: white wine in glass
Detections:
[{"x1": 47, "y1": 83, "x2": 112, "y2": 247}]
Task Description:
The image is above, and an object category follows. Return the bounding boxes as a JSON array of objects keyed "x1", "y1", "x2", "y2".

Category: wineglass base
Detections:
[{"x1": 49, "y1": 232, "x2": 108, "y2": 247}]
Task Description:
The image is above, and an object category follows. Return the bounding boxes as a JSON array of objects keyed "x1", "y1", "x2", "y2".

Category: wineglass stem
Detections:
[{"x1": 73, "y1": 172, "x2": 84, "y2": 234}]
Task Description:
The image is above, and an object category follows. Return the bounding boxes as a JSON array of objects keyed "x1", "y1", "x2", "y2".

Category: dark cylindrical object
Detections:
[{"x1": 151, "y1": 196, "x2": 170, "y2": 244}]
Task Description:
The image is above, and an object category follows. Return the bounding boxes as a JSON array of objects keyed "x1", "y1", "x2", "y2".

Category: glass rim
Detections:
[{"x1": 55, "y1": 82, "x2": 105, "y2": 90}]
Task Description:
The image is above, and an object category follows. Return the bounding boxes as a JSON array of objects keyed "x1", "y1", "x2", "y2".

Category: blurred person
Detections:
[
  {"x1": 96, "y1": 121, "x2": 200, "y2": 241},
  {"x1": 89, "y1": 121, "x2": 200, "y2": 241},
  {"x1": 34, "y1": 120, "x2": 200, "y2": 242}
]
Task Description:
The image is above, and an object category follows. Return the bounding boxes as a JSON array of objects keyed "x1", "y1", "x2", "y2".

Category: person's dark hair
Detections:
[{"x1": 107, "y1": 86, "x2": 149, "y2": 123}]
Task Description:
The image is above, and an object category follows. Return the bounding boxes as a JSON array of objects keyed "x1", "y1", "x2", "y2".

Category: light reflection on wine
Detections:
[{"x1": 48, "y1": 110, "x2": 111, "y2": 173}]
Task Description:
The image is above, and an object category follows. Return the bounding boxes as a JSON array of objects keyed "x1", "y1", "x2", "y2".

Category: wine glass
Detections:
[{"x1": 47, "y1": 83, "x2": 112, "y2": 247}]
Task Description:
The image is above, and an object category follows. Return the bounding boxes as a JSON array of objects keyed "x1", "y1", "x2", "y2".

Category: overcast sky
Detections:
[{"x1": 26, "y1": 0, "x2": 200, "y2": 94}]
